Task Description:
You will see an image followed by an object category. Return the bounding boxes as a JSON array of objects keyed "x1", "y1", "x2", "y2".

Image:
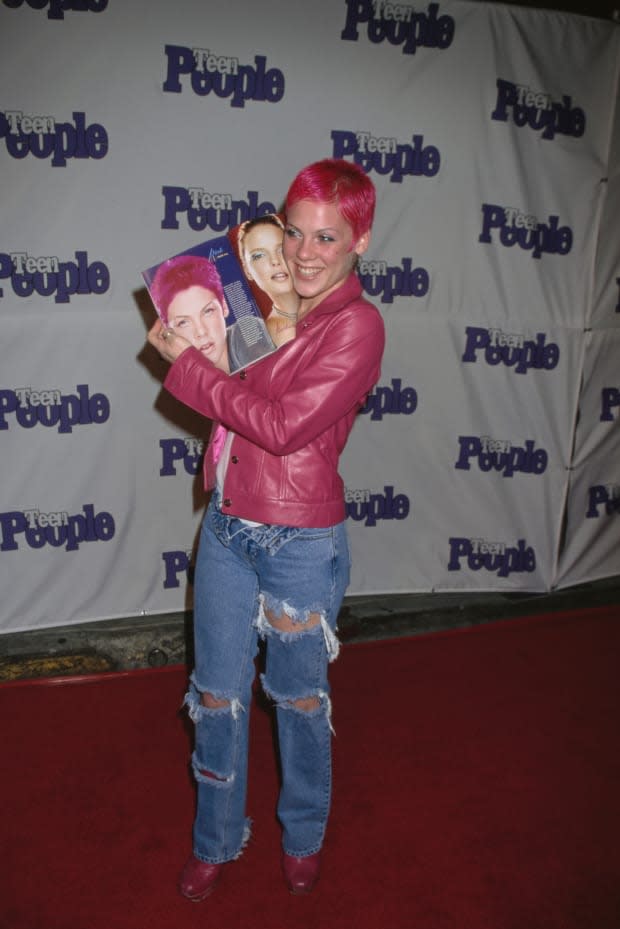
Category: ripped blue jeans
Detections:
[{"x1": 185, "y1": 494, "x2": 350, "y2": 864}]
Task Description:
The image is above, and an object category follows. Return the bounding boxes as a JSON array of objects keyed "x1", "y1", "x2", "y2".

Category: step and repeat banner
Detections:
[{"x1": 1, "y1": 0, "x2": 618, "y2": 633}]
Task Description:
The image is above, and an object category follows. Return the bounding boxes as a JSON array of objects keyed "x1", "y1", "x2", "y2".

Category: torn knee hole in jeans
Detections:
[
  {"x1": 198, "y1": 767, "x2": 230, "y2": 783},
  {"x1": 291, "y1": 690, "x2": 336, "y2": 735},
  {"x1": 257, "y1": 595, "x2": 341, "y2": 661},
  {"x1": 290, "y1": 694, "x2": 321, "y2": 712},
  {"x1": 201, "y1": 691, "x2": 229, "y2": 709},
  {"x1": 184, "y1": 678, "x2": 244, "y2": 723},
  {"x1": 264, "y1": 605, "x2": 321, "y2": 634},
  {"x1": 285, "y1": 690, "x2": 331, "y2": 720},
  {"x1": 261, "y1": 677, "x2": 336, "y2": 733},
  {"x1": 191, "y1": 751, "x2": 235, "y2": 787},
  {"x1": 198, "y1": 693, "x2": 244, "y2": 720}
]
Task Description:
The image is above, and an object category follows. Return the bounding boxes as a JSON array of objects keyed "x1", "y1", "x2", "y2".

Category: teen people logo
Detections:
[
  {"x1": 0, "y1": 385, "x2": 110, "y2": 433},
  {"x1": 162, "y1": 548, "x2": 194, "y2": 588},
  {"x1": 345, "y1": 486, "x2": 410, "y2": 526},
  {"x1": 0, "y1": 111, "x2": 108, "y2": 166},
  {"x1": 455, "y1": 436, "x2": 548, "y2": 478},
  {"x1": 160, "y1": 437, "x2": 204, "y2": 476},
  {"x1": 163, "y1": 45, "x2": 285, "y2": 109},
  {"x1": 358, "y1": 257, "x2": 429, "y2": 303},
  {"x1": 586, "y1": 484, "x2": 620, "y2": 518},
  {"x1": 161, "y1": 188, "x2": 277, "y2": 232},
  {"x1": 0, "y1": 251, "x2": 110, "y2": 303},
  {"x1": 479, "y1": 205, "x2": 572, "y2": 259},
  {"x1": 341, "y1": 1, "x2": 455, "y2": 55},
  {"x1": 0, "y1": 504, "x2": 115, "y2": 552},
  {"x1": 462, "y1": 326, "x2": 560, "y2": 375},
  {"x1": 331, "y1": 130, "x2": 440, "y2": 183},
  {"x1": 491, "y1": 79, "x2": 586, "y2": 141},
  {"x1": 359, "y1": 379, "x2": 418, "y2": 420},
  {"x1": 448, "y1": 536, "x2": 536, "y2": 578},
  {"x1": 2, "y1": 0, "x2": 107, "y2": 17}
]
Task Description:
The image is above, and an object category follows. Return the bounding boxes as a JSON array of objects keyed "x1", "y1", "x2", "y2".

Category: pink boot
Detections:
[
  {"x1": 178, "y1": 854, "x2": 222, "y2": 901},
  {"x1": 282, "y1": 851, "x2": 321, "y2": 894}
]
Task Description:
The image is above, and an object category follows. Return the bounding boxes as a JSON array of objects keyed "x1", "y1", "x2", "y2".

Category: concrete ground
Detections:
[{"x1": 1, "y1": 575, "x2": 619, "y2": 683}]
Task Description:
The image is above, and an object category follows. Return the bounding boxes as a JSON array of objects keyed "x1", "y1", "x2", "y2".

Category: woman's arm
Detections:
[{"x1": 162, "y1": 303, "x2": 384, "y2": 456}]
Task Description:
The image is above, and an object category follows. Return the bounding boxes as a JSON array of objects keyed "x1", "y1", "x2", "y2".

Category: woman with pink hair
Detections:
[{"x1": 148, "y1": 158, "x2": 385, "y2": 900}]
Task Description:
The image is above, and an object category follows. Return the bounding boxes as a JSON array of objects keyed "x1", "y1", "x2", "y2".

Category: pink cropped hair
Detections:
[
  {"x1": 284, "y1": 158, "x2": 376, "y2": 242},
  {"x1": 150, "y1": 254, "x2": 225, "y2": 324}
]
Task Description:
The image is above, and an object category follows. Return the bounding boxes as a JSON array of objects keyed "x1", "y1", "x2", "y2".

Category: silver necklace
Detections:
[{"x1": 273, "y1": 306, "x2": 298, "y2": 321}]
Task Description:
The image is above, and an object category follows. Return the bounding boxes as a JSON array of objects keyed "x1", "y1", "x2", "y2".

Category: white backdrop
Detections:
[{"x1": 1, "y1": 0, "x2": 618, "y2": 633}]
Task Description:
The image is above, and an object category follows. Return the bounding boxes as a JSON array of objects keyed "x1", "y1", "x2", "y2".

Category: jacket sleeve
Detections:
[{"x1": 163, "y1": 301, "x2": 385, "y2": 456}]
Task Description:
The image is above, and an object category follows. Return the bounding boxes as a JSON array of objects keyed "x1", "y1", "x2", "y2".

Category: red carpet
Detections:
[{"x1": 2, "y1": 607, "x2": 619, "y2": 929}]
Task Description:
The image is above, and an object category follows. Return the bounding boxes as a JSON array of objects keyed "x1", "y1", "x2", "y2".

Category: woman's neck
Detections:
[
  {"x1": 273, "y1": 291, "x2": 300, "y2": 319},
  {"x1": 297, "y1": 300, "x2": 313, "y2": 322}
]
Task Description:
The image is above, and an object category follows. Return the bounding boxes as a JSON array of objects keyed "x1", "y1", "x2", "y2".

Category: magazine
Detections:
[{"x1": 142, "y1": 228, "x2": 280, "y2": 375}]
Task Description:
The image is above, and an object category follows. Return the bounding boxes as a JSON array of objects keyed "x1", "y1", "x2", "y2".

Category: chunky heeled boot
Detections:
[
  {"x1": 282, "y1": 851, "x2": 321, "y2": 894},
  {"x1": 178, "y1": 854, "x2": 223, "y2": 901}
]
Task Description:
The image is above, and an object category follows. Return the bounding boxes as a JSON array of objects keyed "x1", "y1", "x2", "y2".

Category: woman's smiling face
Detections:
[{"x1": 283, "y1": 200, "x2": 369, "y2": 313}]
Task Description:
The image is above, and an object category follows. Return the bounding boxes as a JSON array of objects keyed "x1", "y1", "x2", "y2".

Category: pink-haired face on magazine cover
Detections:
[{"x1": 150, "y1": 254, "x2": 230, "y2": 371}]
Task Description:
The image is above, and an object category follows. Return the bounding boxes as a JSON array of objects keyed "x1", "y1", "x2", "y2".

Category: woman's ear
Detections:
[{"x1": 354, "y1": 229, "x2": 371, "y2": 256}]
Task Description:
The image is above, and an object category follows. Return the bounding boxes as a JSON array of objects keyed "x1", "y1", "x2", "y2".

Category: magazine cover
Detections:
[{"x1": 142, "y1": 224, "x2": 289, "y2": 375}]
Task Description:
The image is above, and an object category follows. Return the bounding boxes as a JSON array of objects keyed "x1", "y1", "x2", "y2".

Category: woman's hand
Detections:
[{"x1": 147, "y1": 318, "x2": 192, "y2": 363}]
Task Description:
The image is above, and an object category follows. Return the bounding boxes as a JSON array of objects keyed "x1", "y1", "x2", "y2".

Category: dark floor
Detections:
[{"x1": 1, "y1": 575, "x2": 619, "y2": 683}]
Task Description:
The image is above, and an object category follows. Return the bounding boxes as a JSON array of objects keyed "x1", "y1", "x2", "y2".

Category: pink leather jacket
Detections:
[{"x1": 164, "y1": 273, "x2": 385, "y2": 527}]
